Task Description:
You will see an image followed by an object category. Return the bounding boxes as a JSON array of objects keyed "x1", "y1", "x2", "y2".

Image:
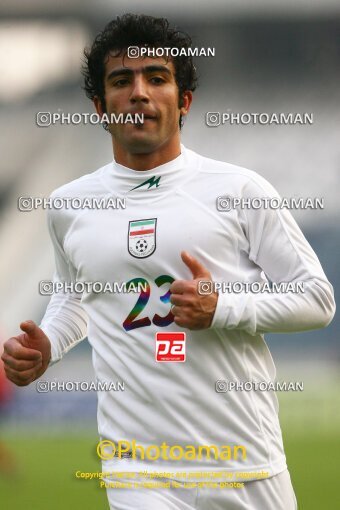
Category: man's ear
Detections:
[
  {"x1": 93, "y1": 96, "x2": 105, "y2": 117},
  {"x1": 179, "y1": 90, "x2": 193, "y2": 117}
]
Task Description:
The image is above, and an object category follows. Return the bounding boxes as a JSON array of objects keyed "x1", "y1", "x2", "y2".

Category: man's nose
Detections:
[{"x1": 130, "y1": 76, "x2": 149, "y2": 103}]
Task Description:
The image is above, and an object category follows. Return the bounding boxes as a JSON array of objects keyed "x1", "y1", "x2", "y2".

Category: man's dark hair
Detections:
[{"x1": 82, "y1": 13, "x2": 198, "y2": 129}]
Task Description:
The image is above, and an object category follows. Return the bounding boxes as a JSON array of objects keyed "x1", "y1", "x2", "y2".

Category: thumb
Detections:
[
  {"x1": 181, "y1": 251, "x2": 211, "y2": 280},
  {"x1": 19, "y1": 320, "x2": 47, "y2": 351},
  {"x1": 20, "y1": 320, "x2": 41, "y2": 338}
]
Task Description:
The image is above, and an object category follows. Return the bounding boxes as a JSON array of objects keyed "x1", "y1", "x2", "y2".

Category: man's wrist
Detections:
[
  {"x1": 209, "y1": 291, "x2": 230, "y2": 329},
  {"x1": 209, "y1": 291, "x2": 257, "y2": 335}
]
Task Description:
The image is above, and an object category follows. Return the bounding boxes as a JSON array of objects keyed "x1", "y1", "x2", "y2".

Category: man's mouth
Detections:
[
  {"x1": 119, "y1": 111, "x2": 158, "y2": 128},
  {"x1": 137, "y1": 114, "x2": 157, "y2": 122},
  {"x1": 133, "y1": 114, "x2": 157, "y2": 128},
  {"x1": 127, "y1": 112, "x2": 157, "y2": 122}
]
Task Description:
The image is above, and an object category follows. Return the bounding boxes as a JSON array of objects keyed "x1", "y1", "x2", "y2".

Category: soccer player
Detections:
[{"x1": 1, "y1": 14, "x2": 335, "y2": 510}]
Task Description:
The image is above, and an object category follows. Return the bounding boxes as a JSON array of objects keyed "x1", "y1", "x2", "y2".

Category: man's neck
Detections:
[{"x1": 112, "y1": 138, "x2": 181, "y2": 171}]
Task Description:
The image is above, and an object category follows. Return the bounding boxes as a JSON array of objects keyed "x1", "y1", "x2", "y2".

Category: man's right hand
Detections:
[{"x1": 1, "y1": 321, "x2": 51, "y2": 386}]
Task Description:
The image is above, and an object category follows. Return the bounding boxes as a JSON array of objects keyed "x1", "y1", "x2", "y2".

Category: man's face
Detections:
[{"x1": 96, "y1": 52, "x2": 191, "y2": 154}]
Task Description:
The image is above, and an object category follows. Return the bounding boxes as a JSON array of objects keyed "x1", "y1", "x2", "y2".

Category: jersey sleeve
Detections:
[
  {"x1": 39, "y1": 208, "x2": 88, "y2": 365},
  {"x1": 211, "y1": 175, "x2": 336, "y2": 334}
]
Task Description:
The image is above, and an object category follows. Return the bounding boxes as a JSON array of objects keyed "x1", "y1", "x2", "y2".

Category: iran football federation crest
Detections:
[{"x1": 128, "y1": 218, "x2": 157, "y2": 258}]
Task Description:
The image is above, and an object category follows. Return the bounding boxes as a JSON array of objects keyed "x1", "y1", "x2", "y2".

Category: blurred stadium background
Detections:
[{"x1": 0, "y1": 1, "x2": 339, "y2": 508}]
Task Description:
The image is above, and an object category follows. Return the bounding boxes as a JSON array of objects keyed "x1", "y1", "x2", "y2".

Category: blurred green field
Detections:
[
  {"x1": 0, "y1": 429, "x2": 339, "y2": 509},
  {"x1": 0, "y1": 435, "x2": 108, "y2": 510},
  {"x1": 284, "y1": 430, "x2": 340, "y2": 509}
]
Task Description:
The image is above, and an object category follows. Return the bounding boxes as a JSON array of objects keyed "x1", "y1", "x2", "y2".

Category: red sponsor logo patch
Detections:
[{"x1": 155, "y1": 332, "x2": 186, "y2": 362}]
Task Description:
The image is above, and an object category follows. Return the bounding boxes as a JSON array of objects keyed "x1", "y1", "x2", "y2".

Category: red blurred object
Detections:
[{"x1": 0, "y1": 344, "x2": 13, "y2": 405}]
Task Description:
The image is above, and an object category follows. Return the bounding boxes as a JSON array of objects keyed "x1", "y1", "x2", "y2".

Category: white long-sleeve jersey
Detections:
[{"x1": 40, "y1": 145, "x2": 335, "y2": 480}]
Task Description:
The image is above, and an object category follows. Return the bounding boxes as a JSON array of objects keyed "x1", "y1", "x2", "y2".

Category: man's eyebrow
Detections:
[{"x1": 106, "y1": 65, "x2": 173, "y2": 82}]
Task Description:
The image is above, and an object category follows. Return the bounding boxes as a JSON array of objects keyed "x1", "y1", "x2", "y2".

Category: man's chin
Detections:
[{"x1": 118, "y1": 134, "x2": 161, "y2": 155}]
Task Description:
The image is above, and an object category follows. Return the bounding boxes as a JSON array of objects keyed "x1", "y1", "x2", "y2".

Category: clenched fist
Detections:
[
  {"x1": 1, "y1": 321, "x2": 51, "y2": 386},
  {"x1": 169, "y1": 251, "x2": 218, "y2": 330}
]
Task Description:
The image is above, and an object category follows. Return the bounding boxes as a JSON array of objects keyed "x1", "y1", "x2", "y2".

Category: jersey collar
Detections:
[{"x1": 100, "y1": 144, "x2": 191, "y2": 198}]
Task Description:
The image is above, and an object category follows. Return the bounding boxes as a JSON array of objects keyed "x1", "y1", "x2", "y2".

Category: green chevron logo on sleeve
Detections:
[{"x1": 129, "y1": 176, "x2": 161, "y2": 191}]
